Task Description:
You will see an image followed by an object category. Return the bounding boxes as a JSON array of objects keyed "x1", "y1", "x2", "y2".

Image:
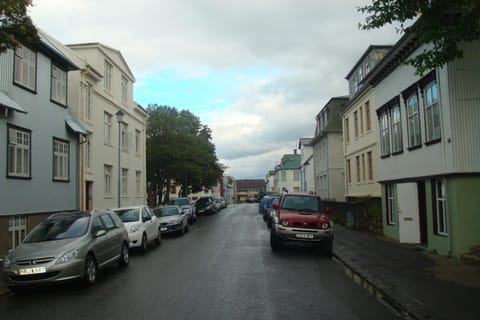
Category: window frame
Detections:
[
  {"x1": 390, "y1": 103, "x2": 403, "y2": 154},
  {"x1": 121, "y1": 168, "x2": 128, "y2": 195},
  {"x1": 52, "y1": 138, "x2": 70, "y2": 181},
  {"x1": 386, "y1": 184, "x2": 395, "y2": 225},
  {"x1": 85, "y1": 82, "x2": 93, "y2": 121},
  {"x1": 432, "y1": 179, "x2": 448, "y2": 236},
  {"x1": 365, "y1": 101, "x2": 371, "y2": 131},
  {"x1": 423, "y1": 78, "x2": 441, "y2": 144},
  {"x1": 136, "y1": 170, "x2": 142, "y2": 195},
  {"x1": 121, "y1": 122, "x2": 128, "y2": 152},
  {"x1": 104, "y1": 164, "x2": 112, "y2": 194},
  {"x1": 104, "y1": 112, "x2": 112, "y2": 144},
  {"x1": 405, "y1": 90, "x2": 422, "y2": 150},
  {"x1": 50, "y1": 64, "x2": 67, "y2": 106},
  {"x1": 104, "y1": 60, "x2": 113, "y2": 92},
  {"x1": 121, "y1": 76, "x2": 128, "y2": 104},
  {"x1": 7, "y1": 125, "x2": 31, "y2": 179},
  {"x1": 379, "y1": 111, "x2": 390, "y2": 157},
  {"x1": 344, "y1": 117, "x2": 350, "y2": 143},
  {"x1": 13, "y1": 44, "x2": 37, "y2": 92},
  {"x1": 135, "y1": 129, "x2": 141, "y2": 154}
]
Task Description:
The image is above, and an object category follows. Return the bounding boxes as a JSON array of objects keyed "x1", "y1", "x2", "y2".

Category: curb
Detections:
[{"x1": 332, "y1": 251, "x2": 440, "y2": 320}]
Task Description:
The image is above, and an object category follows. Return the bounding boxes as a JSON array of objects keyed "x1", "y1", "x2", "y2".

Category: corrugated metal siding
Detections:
[
  {"x1": 0, "y1": 50, "x2": 13, "y2": 94},
  {"x1": 448, "y1": 41, "x2": 480, "y2": 172}
]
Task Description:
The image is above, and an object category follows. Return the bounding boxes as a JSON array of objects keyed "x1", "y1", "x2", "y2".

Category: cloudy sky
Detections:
[{"x1": 29, "y1": 0, "x2": 399, "y2": 179}]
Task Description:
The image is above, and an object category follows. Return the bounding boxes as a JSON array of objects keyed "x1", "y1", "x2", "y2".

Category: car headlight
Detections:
[
  {"x1": 129, "y1": 224, "x2": 141, "y2": 233},
  {"x1": 3, "y1": 255, "x2": 11, "y2": 268},
  {"x1": 282, "y1": 220, "x2": 289, "y2": 227},
  {"x1": 56, "y1": 249, "x2": 79, "y2": 265}
]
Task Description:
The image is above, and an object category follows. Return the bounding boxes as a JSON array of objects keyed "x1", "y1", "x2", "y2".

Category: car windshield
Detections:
[
  {"x1": 281, "y1": 196, "x2": 323, "y2": 212},
  {"x1": 196, "y1": 198, "x2": 210, "y2": 205},
  {"x1": 23, "y1": 214, "x2": 90, "y2": 243},
  {"x1": 155, "y1": 207, "x2": 179, "y2": 217},
  {"x1": 115, "y1": 209, "x2": 140, "y2": 222},
  {"x1": 174, "y1": 198, "x2": 190, "y2": 206}
]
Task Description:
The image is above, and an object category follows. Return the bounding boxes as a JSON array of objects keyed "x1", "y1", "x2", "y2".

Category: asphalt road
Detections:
[{"x1": 0, "y1": 204, "x2": 399, "y2": 320}]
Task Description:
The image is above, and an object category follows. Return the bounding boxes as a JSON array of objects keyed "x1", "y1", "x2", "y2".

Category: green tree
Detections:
[
  {"x1": 146, "y1": 105, "x2": 222, "y2": 207},
  {"x1": 0, "y1": 0, "x2": 39, "y2": 53},
  {"x1": 358, "y1": 0, "x2": 480, "y2": 75}
]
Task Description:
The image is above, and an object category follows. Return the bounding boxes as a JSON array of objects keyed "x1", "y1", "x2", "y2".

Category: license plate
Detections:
[
  {"x1": 19, "y1": 267, "x2": 47, "y2": 275},
  {"x1": 160, "y1": 227, "x2": 168, "y2": 231},
  {"x1": 295, "y1": 233, "x2": 314, "y2": 239}
]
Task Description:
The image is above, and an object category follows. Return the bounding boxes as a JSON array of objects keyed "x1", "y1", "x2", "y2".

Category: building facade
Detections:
[
  {"x1": 0, "y1": 33, "x2": 85, "y2": 257},
  {"x1": 298, "y1": 138, "x2": 315, "y2": 194},
  {"x1": 367, "y1": 32, "x2": 480, "y2": 256},
  {"x1": 311, "y1": 97, "x2": 349, "y2": 201},
  {"x1": 341, "y1": 46, "x2": 390, "y2": 202}
]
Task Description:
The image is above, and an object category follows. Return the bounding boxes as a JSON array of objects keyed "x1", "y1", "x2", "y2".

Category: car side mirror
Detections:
[
  {"x1": 95, "y1": 229, "x2": 107, "y2": 237},
  {"x1": 273, "y1": 203, "x2": 279, "y2": 210},
  {"x1": 143, "y1": 215, "x2": 152, "y2": 222},
  {"x1": 324, "y1": 207, "x2": 332, "y2": 215}
]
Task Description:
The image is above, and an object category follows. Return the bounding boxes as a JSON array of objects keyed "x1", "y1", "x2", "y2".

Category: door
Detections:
[
  {"x1": 85, "y1": 181, "x2": 93, "y2": 210},
  {"x1": 397, "y1": 183, "x2": 421, "y2": 243}
]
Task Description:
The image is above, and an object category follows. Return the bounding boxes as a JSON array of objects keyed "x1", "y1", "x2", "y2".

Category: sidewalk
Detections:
[{"x1": 333, "y1": 225, "x2": 480, "y2": 320}]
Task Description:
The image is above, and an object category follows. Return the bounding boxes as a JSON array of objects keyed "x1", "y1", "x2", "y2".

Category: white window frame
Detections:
[
  {"x1": 379, "y1": 112, "x2": 390, "y2": 157},
  {"x1": 281, "y1": 171, "x2": 286, "y2": 182},
  {"x1": 51, "y1": 65, "x2": 67, "y2": 105},
  {"x1": 293, "y1": 170, "x2": 300, "y2": 181},
  {"x1": 14, "y1": 45, "x2": 36, "y2": 91},
  {"x1": 136, "y1": 170, "x2": 141, "y2": 195},
  {"x1": 104, "y1": 165, "x2": 112, "y2": 194},
  {"x1": 391, "y1": 104, "x2": 403, "y2": 153},
  {"x1": 84, "y1": 140, "x2": 91, "y2": 169},
  {"x1": 104, "y1": 60, "x2": 112, "y2": 91},
  {"x1": 135, "y1": 129, "x2": 141, "y2": 154},
  {"x1": 85, "y1": 82, "x2": 93, "y2": 120},
  {"x1": 121, "y1": 76, "x2": 128, "y2": 104},
  {"x1": 407, "y1": 93, "x2": 422, "y2": 148},
  {"x1": 344, "y1": 118, "x2": 350, "y2": 143},
  {"x1": 121, "y1": 122, "x2": 129, "y2": 152},
  {"x1": 121, "y1": 168, "x2": 128, "y2": 195},
  {"x1": 434, "y1": 179, "x2": 448, "y2": 236},
  {"x1": 53, "y1": 138, "x2": 69, "y2": 181},
  {"x1": 104, "y1": 112, "x2": 112, "y2": 144},
  {"x1": 386, "y1": 184, "x2": 395, "y2": 225},
  {"x1": 8, "y1": 216, "x2": 27, "y2": 250},
  {"x1": 8, "y1": 127, "x2": 31, "y2": 178},
  {"x1": 424, "y1": 80, "x2": 441, "y2": 142}
]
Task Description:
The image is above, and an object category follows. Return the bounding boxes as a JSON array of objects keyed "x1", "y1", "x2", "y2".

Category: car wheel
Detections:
[
  {"x1": 118, "y1": 242, "x2": 130, "y2": 267},
  {"x1": 270, "y1": 230, "x2": 283, "y2": 252},
  {"x1": 141, "y1": 233, "x2": 148, "y2": 252},
  {"x1": 320, "y1": 237, "x2": 333, "y2": 257},
  {"x1": 154, "y1": 229, "x2": 162, "y2": 245},
  {"x1": 84, "y1": 255, "x2": 98, "y2": 285},
  {"x1": 267, "y1": 218, "x2": 272, "y2": 229}
]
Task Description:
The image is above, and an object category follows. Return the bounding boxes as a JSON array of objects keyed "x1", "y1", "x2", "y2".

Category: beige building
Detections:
[
  {"x1": 41, "y1": 31, "x2": 148, "y2": 210},
  {"x1": 341, "y1": 46, "x2": 391, "y2": 201}
]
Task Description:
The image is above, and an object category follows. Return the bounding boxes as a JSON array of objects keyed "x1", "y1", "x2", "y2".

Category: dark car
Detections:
[
  {"x1": 194, "y1": 196, "x2": 217, "y2": 215},
  {"x1": 170, "y1": 197, "x2": 196, "y2": 224},
  {"x1": 270, "y1": 193, "x2": 333, "y2": 256}
]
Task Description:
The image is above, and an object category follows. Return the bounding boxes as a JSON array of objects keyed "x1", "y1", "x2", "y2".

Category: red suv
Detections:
[{"x1": 270, "y1": 193, "x2": 333, "y2": 256}]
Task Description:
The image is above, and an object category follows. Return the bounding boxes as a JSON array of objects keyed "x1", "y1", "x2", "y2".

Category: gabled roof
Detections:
[
  {"x1": 279, "y1": 154, "x2": 301, "y2": 170},
  {"x1": 36, "y1": 31, "x2": 78, "y2": 71}
]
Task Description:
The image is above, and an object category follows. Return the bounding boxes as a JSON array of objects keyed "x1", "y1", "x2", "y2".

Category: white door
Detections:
[{"x1": 397, "y1": 183, "x2": 420, "y2": 243}]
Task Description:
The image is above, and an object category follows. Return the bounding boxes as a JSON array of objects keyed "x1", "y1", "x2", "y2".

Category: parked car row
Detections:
[
  {"x1": 258, "y1": 192, "x2": 334, "y2": 256},
  {"x1": 2, "y1": 198, "x2": 213, "y2": 290},
  {"x1": 194, "y1": 196, "x2": 227, "y2": 215}
]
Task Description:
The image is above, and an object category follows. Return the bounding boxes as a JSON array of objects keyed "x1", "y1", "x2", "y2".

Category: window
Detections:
[
  {"x1": 365, "y1": 101, "x2": 371, "y2": 131},
  {"x1": 53, "y1": 139, "x2": 69, "y2": 181},
  {"x1": 391, "y1": 104, "x2": 403, "y2": 153},
  {"x1": 14, "y1": 45, "x2": 36, "y2": 90},
  {"x1": 122, "y1": 168, "x2": 128, "y2": 195},
  {"x1": 354, "y1": 111, "x2": 359, "y2": 137},
  {"x1": 7, "y1": 126, "x2": 31, "y2": 178},
  {"x1": 386, "y1": 184, "x2": 395, "y2": 225},
  {"x1": 406, "y1": 92, "x2": 422, "y2": 148},
  {"x1": 104, "y1": 60, "x2": 112, "y2": 91},
  {"x1": 359, "y1": 106, "x2": 364, "y2": 135},
  {"x1": 100, "y1": 214, "x2": 115, "y2": 230},
  {"x1": 367, "y1": 151, "x2": 373, "y2": 181},
  {"x1": 135, "y1": 129, "x2": 141, "y2": 154},
  {"x1": 51, "y1": 65, "x2": 67, "y2": 105},
  {"x1": 293, "y1": 170, "x2": 300, "y2": 181},
  {"x1": 362, "y1": 154, "x2": 366, "y2": 182},
  {"x1": 347, "y1": 159, "x2": 351, "y2": 184},
  {"x1": 104, "y1": 112, "x2": 112, "y2": 143},
  {"x1": 104, "y1": 165, "x2": 112, "y2": 194},
  {"x1": 433, "y1": 179, "x2": 448, "y2": 236},
  {"x1": 84, "y1": 140, "x2": 91, "y2": 169},
  {"x1": 121, "y1": 76, "x2": 127, "y2": 104},
  {"x1": 379, "y1": 112, "x2": 390, "y2": 157},
  {"x1": 424, "y1": 79, "x2": 441, "y2": 142},
  {"x1": 136, "y1": 171, "x2": 141, "y2": 195},
  {"x1": 85, "y1": 83, "x2": 93, "y2": 120},
  {"x1": 121, "y1": 122, "x2": 128, "y2": 151},
  {"x1": 344, "y1": 118, "x2": 350, "y2": 143},
  {"x1": 356, "y1": 156, "x2": 360, "y2": 182},
  {"x1": 8, "y1": 216, "x2": 27, "y2": 250},
  {"x1": 281, "y1": 171, "x2": 286, "y2": 182}
]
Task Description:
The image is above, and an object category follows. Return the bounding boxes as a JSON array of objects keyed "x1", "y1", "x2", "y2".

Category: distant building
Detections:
[
  {"x1": 273, "y1": 153, "x2": 301, "y2": 194},
  {"x1": 236, "y1": 179, "x2": 265, "y2": 203},
  {"x1": 298, "y1": 138, "x2": 314, "y2": 194}
]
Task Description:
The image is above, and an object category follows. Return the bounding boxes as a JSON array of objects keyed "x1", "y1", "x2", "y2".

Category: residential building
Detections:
[
  {"x1": 298, "y1": 138, "x2": 315, "y2": 193},
  {"x1": 273, "y1": 153, "x2": 301, "y2": 194},
  {"x1": 236, "y1": 179, "x2": 265, "y2": 203},
  {"x1": 310, "y1": 97, "x2": 349, "y2": 201},
  {"x1": 265, "y1": 170, "x2": 276, "y2": 193},
  {"x1": 365, "y1": 31, "x2": 480, "y2": 256},
  {"x1": 341, "y1": 46, "x2": 391, "y2": 202},
  {"x1": 0, "y1": 33, "x2": 86, "y2": 257},
  {"x1": 58, "y1": 40, "x2": 148, "y2": 210}
]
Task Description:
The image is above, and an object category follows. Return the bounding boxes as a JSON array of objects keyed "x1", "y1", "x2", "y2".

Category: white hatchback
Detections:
[{"x1": 113, "y1": 206, "x2": 161, "y2": 251}]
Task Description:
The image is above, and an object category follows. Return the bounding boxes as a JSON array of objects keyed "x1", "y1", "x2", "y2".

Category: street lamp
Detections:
[{"x1": 116, "y1": 110, "x2": 124, "y2": 208}]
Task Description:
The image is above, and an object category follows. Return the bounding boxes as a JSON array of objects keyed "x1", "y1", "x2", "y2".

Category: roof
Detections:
[
  {"x1": 37, "y1": 31, "x2": 79, "y2": 71},
  {"x1": 298, "y1": 138, "x2": 313, "y2": 148},
  {"x1": 345, "y1": 45, "x2": 393, "y2": 79},
  {"x1": 236, "y1": 179, "x2": 265, "y2": 189},
  {"x1": 279, "y1": 154, "x2": 301, "y2": 170}
]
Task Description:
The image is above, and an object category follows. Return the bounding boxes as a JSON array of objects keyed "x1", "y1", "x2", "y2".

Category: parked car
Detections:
[
  {"x1": 259, "y1": 196, "x2": 272, "y2": 216},
  {"x1": 216, "y1": 197, "x2": 227, "y2": 209},
  {"x1": 194, "y1": 196, "x2": 218, "y2": 215},
  {"x1": 270, "y1": 193, "x2": 334, "y2": 256},
  {"x1": 264, "y1": 196, "x2": 280, "y2": 227},
  {"x1": 3, "y1": 210, "x2": 130, "y2": 289},
  {"x1": 170, "y1": 197, "x2": 196, "y2": 224},
  {"x1": 112, "y1": 206, "x2": 161, "y2": 251},
  {"x1": 153, "y1": 205, "x2": 189, "y2": 235}
]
